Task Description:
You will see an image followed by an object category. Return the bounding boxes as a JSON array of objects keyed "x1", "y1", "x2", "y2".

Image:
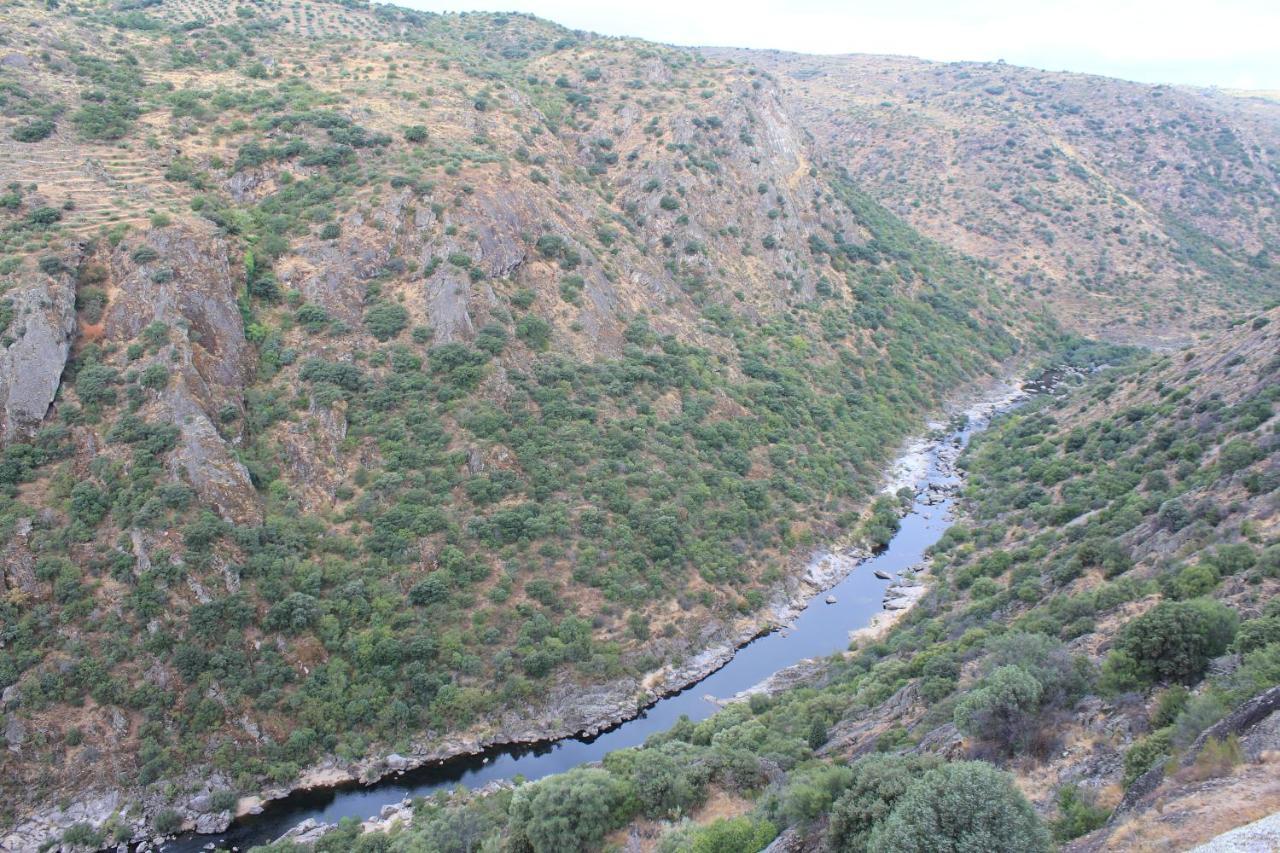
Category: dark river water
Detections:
[{"x1": 169, "y1": 382, "x2": 1026, "y2": 852}]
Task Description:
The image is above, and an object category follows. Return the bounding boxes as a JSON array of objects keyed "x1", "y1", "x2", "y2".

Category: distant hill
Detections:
[{"x1": 707, "y1": 48, "x2": 1280, "y2": 345}]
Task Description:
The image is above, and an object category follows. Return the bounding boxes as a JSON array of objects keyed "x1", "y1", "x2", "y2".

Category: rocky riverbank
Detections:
[
  {"x1": 221, "y1": 373, "x2": 1042, "y2": 849},
  {"x1": 3, "y1": 375, "x2": 1038, "y2": 853},
  {"x1": 728, "y1": 374, "x2": 1039, "y2": 706}
]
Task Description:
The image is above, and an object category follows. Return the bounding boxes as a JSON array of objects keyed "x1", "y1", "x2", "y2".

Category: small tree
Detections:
[
  {"x1": 1114, "y1": 599, "x2": 1238, "y2": 685},
  {"x1": 869, "y1": 761, "x2": 1051, "y2": 852},
  {"x1": 13, "y1": 119, "x2": 56, "y2": 143},
  {"x1": 152, "y1": 808, "x2": 183, "y2": 835},
  {"x1": 827, "y1": 753, "x2": 939, "y2": 852},
  {"x1": 953, "y1": 665, "x2": 1042, "y2": 751},
  {"x1": 516, "y1": 315, "x2": 551, "y2": 351},
  {"x1": 507, "y1": 767, "x2": 632, "y2": 852},
  {"x1": 660, "y1": 816, "x2": 777, "y2": 853},
  {"x1": 364, "y1": 302, "x2": 409, "y2": 341},
  {"x1": 1049, "y1": 784, "x2": 1109, "y2": 842}
]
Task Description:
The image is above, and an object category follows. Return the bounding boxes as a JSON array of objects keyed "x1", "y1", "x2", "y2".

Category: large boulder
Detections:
[{"x1": 0, "y1": 251, "x2": 78, "y2": 443}]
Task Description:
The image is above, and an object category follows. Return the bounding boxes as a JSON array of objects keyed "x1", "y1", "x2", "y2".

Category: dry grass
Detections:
[
  {"x1": 1100, "y1": 753, "x2": 1280, "y2": 852},
  {"x1": 604, "y1": 787, "x2": 754, "y2": 853}
]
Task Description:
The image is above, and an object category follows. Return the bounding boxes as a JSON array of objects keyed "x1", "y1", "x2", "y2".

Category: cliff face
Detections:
[
  {"x1": 0, "y1": 0, "x2": 1276, "y2": 846},
  {"x1": 0, "y1": 251, "x2": 78, "y2": 443}
]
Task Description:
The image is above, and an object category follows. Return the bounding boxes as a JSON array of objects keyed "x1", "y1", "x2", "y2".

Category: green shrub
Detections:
[
  {"x1": 152, "y1": 808, "x2": 183, "y2": 834},
  {"x1": 209, "y1": 789, "x2": 239, "y2": 812},
  {"x1": 777, "y1": 762, "x2": 854, "y2": 824},
  {"x1": 1098, "y1": 649, "x2": 1144, "y2": 695},
  {"x1": 296, "y1": 304, "x2": 330, "y2": 333},
  {"x1": 516, "y1": 315, "x2": 551, "y2": 350},
  {"x1": 73, "y1": 98, "x2": 139, "y2": 140},
  {"x1": 1113, "y1": 599, "x2": 1238, "y2": 685},
  {"x1": 62, "y1": 822, "x2": 105, "y2": 848},
  {"x1": 75, "y1": 363, "x2": 120, "y2": 407},
  {"x1": 1185, "y1": 734, "x2": 1242, "y2": 781},
  {"x1": 1123, "y1": 727, "x2": 1173, "y2": 786},
  {"x1": 364, "y1": 302, "x2": 409, "y2": 341},
  {"x1": 1217, "y1": 439, "x2": 1261, "y2": 474},
  {"x1": 827, "y1": 754, "x2": 939, "y2": 852},
  {"x1": 982, "y1": 632, "x2": 1089, "y2": 708},
  {"x1": 1236, "y1": 610, "x2": 1280, "y2": 654},
  {"x1": 474, "y1": 323, "x2": 508, "y2": 356},
  {"x1": 1150, "y1": 685, "x2": 1190, "y2": 728},
  {"x1": 659, "y1": 816, "x2": 777, "y2": 853},
  {"x1": 604, "y1": 744, "x2": 707, "y2": 818},
  {"x1": 953, "y1": 666, "x2": 1042, "y2": 752},
  {"x1": 1171, "y1": 692, "x2": 1227, "y2": 748},
  {"x1": 1165, "y1": 563, "x2": 1219, "y2": 599},
  {"x1": 506, "y1": 767, "x2": 632, "y2": 853},
  {"x1": 140, "y1": 364, "x2": 169, "y2": 390},
  {"x1": 69, "y1": 482, "x2": 109, "y2": 527},
  {"x1": 28, "y1": 206, "x2": 62, "y2": 227},
  {"x1": 1049, "y1": 784, "x2": 1109, "y2": 842},
  {"x1": 13, "y1": 119, "x2": 56, "y2": 143},
  {"x1": 868, "y1": 761, "x2": 1051, "y2": 852}
]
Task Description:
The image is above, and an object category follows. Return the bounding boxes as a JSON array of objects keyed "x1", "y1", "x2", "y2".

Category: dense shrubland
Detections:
[
  {"x1": 275, "y1": 310, "x2": 1276, "y2": 852},
  {"x1": 0, "y1": 0, "x2": 1044, "y2": 835},
  {"x1": 1, "y1": 0, "x2": 1276, "y2": 846}
]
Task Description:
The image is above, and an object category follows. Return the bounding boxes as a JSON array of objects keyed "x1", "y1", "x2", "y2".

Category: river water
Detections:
[{"x1": 168, "y1": 379, "x2": 1031, "y2": 852}]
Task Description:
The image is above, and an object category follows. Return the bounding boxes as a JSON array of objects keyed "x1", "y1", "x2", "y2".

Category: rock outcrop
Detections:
[
  {"x1": 102, "y1": 224, "x2": 260, "y2": 523},
  {"x1": 0, "y1": 249, "x2": 78, "y2": 443}
]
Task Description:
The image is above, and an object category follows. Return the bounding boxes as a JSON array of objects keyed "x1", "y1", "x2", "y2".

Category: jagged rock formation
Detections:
[{"x1": 0, "y1": 252, "x2": 78, "y2": 442}]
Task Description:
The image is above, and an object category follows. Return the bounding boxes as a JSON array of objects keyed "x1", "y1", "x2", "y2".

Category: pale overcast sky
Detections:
[{"x1": 392, "y1": 0, "x2": 1280, "y2": 90}]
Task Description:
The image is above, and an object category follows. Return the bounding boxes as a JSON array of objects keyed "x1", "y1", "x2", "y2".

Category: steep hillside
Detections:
[
  {"x1": 302, "y1": 306, "x2": 1278, "y2": 853},
  {"x1": 707, "y1": 49, "x2": 1280, "y2": 345},
  {"x1": 1, "y1": 1, "x2": 1278, "y2": 848},
  {"x1": 0, "y1": 0, "x2": 1045, "y2": 843}
]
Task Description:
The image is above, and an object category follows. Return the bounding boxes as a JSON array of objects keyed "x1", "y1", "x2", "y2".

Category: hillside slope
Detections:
[
  {"x1": 302, "y1": 306, "x2": 1278, "y2": 853},
  {"x1": 0, "y1": 0, "x2": 1277, "y2": 848},
  {"x1": 707, "y1": 49, "x2": 1280, "y2": 345},
  {"x1": 0, "y1": 0, "x2": 1037, "y2": 843}
]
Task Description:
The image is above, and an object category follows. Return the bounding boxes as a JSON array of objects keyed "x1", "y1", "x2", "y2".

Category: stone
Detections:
[
  {"x1": 103, "y1": 225, "x2": 259, "y2": 524},
  {"x1": 194, "y1": 811, "x2": 231, "y2": 834},
  {"x1": 0, "y1": 254, "x2": 78, "y2": 443},
  {"x1": 4, "y1": 714, "x2": 25, "y2": 750}
]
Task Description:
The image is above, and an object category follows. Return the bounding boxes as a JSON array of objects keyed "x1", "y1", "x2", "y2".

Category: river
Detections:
[{"x1": 167, "y1": 377, "x2": 1034, "y2": 852}]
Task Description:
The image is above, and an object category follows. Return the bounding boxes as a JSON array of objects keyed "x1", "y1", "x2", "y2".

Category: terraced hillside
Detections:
[{"x1": 709, "y1": 49, "x2": 1280, "y2": 345}]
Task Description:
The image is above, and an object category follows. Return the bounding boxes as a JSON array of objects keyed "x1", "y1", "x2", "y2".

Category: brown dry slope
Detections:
[{"x1": 706, "y1": 49, "x2": 1280, "y2": 345}]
